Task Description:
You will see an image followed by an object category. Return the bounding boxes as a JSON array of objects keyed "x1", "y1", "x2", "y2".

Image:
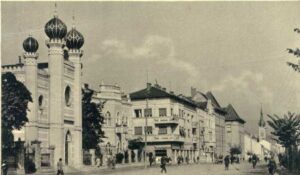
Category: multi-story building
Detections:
[
  {"x1": 2, "y1": 13, "x2": 84, "y2": 169},
  {"x1": 191, "y1": 88, "x2": 226, "y2": 160},
  {"x1": 91, "y1": 83, "x2": 132, "y2": 157},
  {"x1": 224, "y1": 104, "x2": 246, "y2": 156},
  {"x1": 129, "y1": 83, "x2": 203, "y2": 163}
]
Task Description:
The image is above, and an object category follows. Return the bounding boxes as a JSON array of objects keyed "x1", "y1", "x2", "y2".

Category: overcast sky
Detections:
[{"x1": 2, "y1": 1, "x2": 300, "y2": 134}]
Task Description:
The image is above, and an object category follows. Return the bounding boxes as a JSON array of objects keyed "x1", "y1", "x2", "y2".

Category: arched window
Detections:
[
  {"x1": 106, "y1": 111, "x2": 111, "y2": 126},
  {"x1": 38, "y1": 95, "x2": 44, "y2": 108},
  {"x1": 65, "y1": 86, "x2": 72, "y2": 107},
  {"x1": 116, "y1": 112, "x2": 120, "y2": 125}
]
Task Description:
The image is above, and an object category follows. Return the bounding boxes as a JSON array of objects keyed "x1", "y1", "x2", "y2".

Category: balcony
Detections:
[
  {"x1": 143, "y1": 134, "x2": 185, "y2": 143},
  {"x1": 192, "y1": 137, "x2": 198, "y2": 143},
  {"x1": 192, "y1": 122, "x2": 198, "y2": 128},
  {"x1": 116, "y1": 126, "x2": 128, "y2": 134},
  {"x1": 154, "y1": 116, "x2": 180, "y2": 125}
]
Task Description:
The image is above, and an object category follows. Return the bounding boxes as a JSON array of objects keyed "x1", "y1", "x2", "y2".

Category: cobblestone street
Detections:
[{"x1": 61, "y1": 162, "x2": 270, "y2": 175}]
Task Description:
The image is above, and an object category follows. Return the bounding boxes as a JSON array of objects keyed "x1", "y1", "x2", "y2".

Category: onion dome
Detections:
[
  {"x1": 23, "y1": 36, "x2": 39, "y2": 53},
  {"x1": 65, "y1": 28, "x2": 84, "y2": 50},
  {"x1": 44, "y1": 16, "x2": 67, "y2": 40}
]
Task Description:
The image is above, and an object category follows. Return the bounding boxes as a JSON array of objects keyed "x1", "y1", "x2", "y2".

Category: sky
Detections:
[{"x1": 2, "y1": 1, "x2": 300, "y2": 134}]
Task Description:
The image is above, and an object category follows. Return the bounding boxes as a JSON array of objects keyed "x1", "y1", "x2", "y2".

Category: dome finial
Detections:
[
  {"x1": 72, "y1": 10, "x2": 76, "y2": 29},
  {"x1": 54, "y1": 2, "x2": 58, "y2": 17}
]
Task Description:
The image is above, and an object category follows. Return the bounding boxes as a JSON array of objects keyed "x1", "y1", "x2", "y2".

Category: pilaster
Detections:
[
  {"x1": 68, "y1": 49, "x2": 83, "y2": 168},
  {"x1": 47, "y1": 39, "x2": 65, "y2": 165},
  {"x1": 23, "y1": 52, "x2": 39, "y2": 142}
]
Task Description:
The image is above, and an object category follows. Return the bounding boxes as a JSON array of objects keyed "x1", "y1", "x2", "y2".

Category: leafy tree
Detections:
[
  {"x1": 267, "y1": 112, "x2": 300, "y2": 171},
  {"x1": 128, "y1": 137, "x2": 144, "y2": 150},
  {"x1": 82, "y1": 87, "x2": 105, "y2": 150},
  {"x1": 267, "y1": 112, "x2": 300, "y2": 148},
  {"x1": 230, "y1": 146, "x2": 242, "y2": 155},
  {"x1": 1, "y1": 72, "x2": 32, "y2": 158},
  {"x1": 287, "y1": 28, "x2": 300, "y2": 71}
]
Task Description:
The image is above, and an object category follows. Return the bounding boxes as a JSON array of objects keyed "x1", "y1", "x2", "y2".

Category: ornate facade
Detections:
[{"x1": 2, "y1": 13, "x2": 85, "y2": 170}]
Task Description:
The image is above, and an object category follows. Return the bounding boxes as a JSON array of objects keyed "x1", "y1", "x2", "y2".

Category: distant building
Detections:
[
  {"x1": 91, "y1": 83, "x2": 132, "y2": 158},
  {"x1": 258, "y1": 106, "x2": 267, "y2": 141},
  {"x1": 191, "y1": 88, "x2": 226, "y2": 159},
  {"x1": 224, "y1": 104, "x2": 246, "y2": 156},
  {"x1": 243, "y1": 107, "x2": 284, "y2": 160},
  {"x1": 2, "y1": 13, "x2": 84, "y2": 169}
]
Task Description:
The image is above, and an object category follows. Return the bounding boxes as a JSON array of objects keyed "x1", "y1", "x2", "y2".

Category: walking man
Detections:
[
  {"x1": 252, "y1": 154, "x2": 258, "y2": 169},
  {"x1": 2, "y1": 160, "x2": 8, "y2": 175},
  {"x1": 268, "y1": 157, "x2": 277, "y2": 175},
  {"x1": 57, "y1": 158, "x2": 64, "y2": 175},
  {"x1": 160, "y1": 156, "x2": 167, "y2": 174},
  {"x1": 224, "y1": 155, "x2": 230, "y2": 170}
]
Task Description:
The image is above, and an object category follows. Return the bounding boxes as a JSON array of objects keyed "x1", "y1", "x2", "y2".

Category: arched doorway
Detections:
[{"x1": 65, "y1": 131, "x2": 72, "y2": 165}]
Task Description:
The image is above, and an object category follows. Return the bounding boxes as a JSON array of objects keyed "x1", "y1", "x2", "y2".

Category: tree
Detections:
[
  {"x1": 267, "y1": 112, "x2": 300, "y2": 171},
  {"x1": 1, "y1": 72, "x2": 32, "y2": 158},
  {"x1": 82, "y1": 87, "x2": 105, "y2": 150},
  {"x1": 287, "y1": 28, "x2": 300, "y2": 72},
  {"x1": 230, "y1": 146, "x2": 242, "y2": 156}
]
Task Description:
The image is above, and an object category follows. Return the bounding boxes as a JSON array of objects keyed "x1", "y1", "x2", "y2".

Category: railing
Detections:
[
  {"x1": 115, "y1": 126, "x2": 128, "y2": 134},
  {"x1": 154, "y1": 116, "x2": 181, "y2": 125},
  {"x1": 145, "y1": 134, "x2": 185, "y2": 142},
  {"x1": 192, "y1": 122, "x2": 198, "y2": 128},
  {"x1": 192, "y1": 137, "x2": 198, "y2": 143}
]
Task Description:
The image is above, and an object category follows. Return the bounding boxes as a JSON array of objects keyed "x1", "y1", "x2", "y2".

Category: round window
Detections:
[{"x1": 65, "y1": 86, "x2": 71, "y2": 106}]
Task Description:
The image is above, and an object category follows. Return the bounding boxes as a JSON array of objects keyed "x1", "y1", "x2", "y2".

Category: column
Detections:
[
  {"x1": 32, "y1": 140, "x2": 41, "y2": 170},
  {"x1": 69, "y1": 49, "x2": 83, "y2": 168},
  {"x1": 128, "y1": 150, "x2": 132, "y2": 163},
  {"x1": 49, "y1": 145, "x2": 55, "y2": 168},
  {"x1": 23, "y1": 51, "x2": 38, "y2": 142},
  {"x1": 90, "y1": 149, "x2": 96, "y2": 166},
  {"x1": 47, "y1": 39, "x2": 65, "y2": 166}
]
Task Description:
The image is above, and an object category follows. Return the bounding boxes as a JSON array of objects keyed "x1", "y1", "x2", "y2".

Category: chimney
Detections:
[
  {"x1": 191, "y1": 87, "x2": 197, "y2": 97},
  {"x1": 147, "y1": 83, "x2": 151, "y2": 89}
]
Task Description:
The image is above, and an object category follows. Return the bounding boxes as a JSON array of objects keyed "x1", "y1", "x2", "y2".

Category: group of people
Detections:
[
  {"x1": 45, "y1": 153, "x2": 279, "y2": 175},
  {"x1": 224, "y1": 154, "x2": 278, "y2": 175},
  {"x1": 176, "y1": 155, "x2": 200, "y2": 165}
]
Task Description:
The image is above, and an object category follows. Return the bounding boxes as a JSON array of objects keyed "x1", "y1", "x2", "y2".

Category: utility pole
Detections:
[{"x1": 144, "y1": 70, "x2": 149, "y2": 169}]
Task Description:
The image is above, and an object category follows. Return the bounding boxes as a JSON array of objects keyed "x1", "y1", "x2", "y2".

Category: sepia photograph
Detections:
[{"x1": 1, "y1": 1, "x2": 300, "y2": 175}]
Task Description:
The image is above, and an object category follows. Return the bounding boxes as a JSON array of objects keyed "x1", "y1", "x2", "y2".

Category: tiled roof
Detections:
[
  {"x1": 130, "y1": 84, "x2": 198, "y2": 108},
  {"x1": 224, "y1": 104, "x2": 246, "y2": 124},
  {"x1": 205, "y1": 91, "x2": 227, "y2": 115}
]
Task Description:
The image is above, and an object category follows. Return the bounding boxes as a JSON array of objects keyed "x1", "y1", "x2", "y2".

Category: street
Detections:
[{"x1": 64, "y1": 162, "x2": 270, "y2": 175}]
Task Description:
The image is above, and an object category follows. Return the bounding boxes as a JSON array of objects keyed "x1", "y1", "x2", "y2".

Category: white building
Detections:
[
  {"x1": 2, "y1": 13, "x2": 85, "y2": 170},
  {"x1": 91, "y1": 83, "x2": 132, "y2": 157},
  {"x1": 224, "y1": 104, "x2": 246, "y2": 156}
]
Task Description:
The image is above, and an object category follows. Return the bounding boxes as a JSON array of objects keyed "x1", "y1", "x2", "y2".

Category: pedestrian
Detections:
[
  {"x1": 57, "y1": 158, "x2": 64, "y2": 175},
  {"x1": 96, "y1": 157, "x2": 100, "y2": 167},
  {"x1": 177, "y1": 156, "x2": 181, "y2": 165},
  {"x1": 186, "y1": 156, "x2": 189, "y2": 164},
  {"x1": 230, "y1": 155, "x2": 235, "y2": 164},
  {"x1": 160, "y1": 156, "x2": 167, "y2": 174},
  {"x1": 268, "y1": 157, "x2": 277, "y2": 175},
  {"x1": 252, "y1": 154, "x2": 258, "y2": 169},
  {"x1": 224, "y1": 155, "x2": 230, "y2": 170},
  {"x1": 2, "y1": 160, "x2": 8, "y2": 175},
  {"x1": 197, "y1": 156, "x2": 200, "y2": 164},
  {"x1": 112, "y1": 156, "x2": 116, "y2": 169}
]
